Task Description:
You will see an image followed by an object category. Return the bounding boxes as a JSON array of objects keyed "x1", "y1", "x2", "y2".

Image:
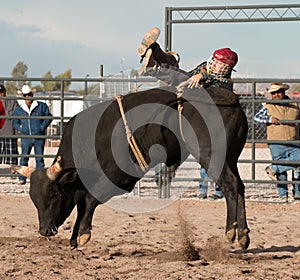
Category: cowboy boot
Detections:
[
  {"x1": 139, "y1": 42, "x2": 180, "y2": 76},
  {"x1": 138, "y1": 48, "x2": 156, "y2": 76},
  {"x1": 151, "y1": 42, "x2": 179, "y2": 67},
  {"x1": 137, "y1": 27, "x2": 161, "y2": 57},
  {"x1": 137, "y1": 27, "x2": 160, "y2": 75}
]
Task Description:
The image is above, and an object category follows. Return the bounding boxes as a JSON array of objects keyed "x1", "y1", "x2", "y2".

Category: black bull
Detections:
[{"x1": 13, "y1": 86, "x2": 250, "y2": 249}]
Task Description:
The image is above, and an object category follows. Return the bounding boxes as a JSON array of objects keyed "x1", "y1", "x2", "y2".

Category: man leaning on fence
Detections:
[
  {"x1": 12, "y1": 85, "x2": 52, "y2": 185},
  {"x1": 254, "y1": 82, "x2": 300, "y2": 202}
]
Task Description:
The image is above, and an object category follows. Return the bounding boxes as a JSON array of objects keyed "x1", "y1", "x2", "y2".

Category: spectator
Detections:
[
  {"x1": 254, "y1": 82, "x2": 300, "y2": 202},
  {"x1": 12, "y1": 85, "x2": 52, "y2": 185},
  {"x1": 199, "y1": 167, "x2": 224, "y2": 199},
  {"x1": 138, "y1": 27, "x2": 238, "y2": 199},
  {"x1": 0, "y1": 87, "x2": 6, "y2": 130},
  {"x1": 0, "y1": 84, "x2": 18, "y2": 171}
]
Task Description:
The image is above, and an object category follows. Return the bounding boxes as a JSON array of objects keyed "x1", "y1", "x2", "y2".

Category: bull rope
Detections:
[
  {"x1": 177, "y1": 101, "x2": 187, "y2": 143},
  {"x1": 176, "y1": 82, "x2": 189, "y2": 143},
  {"x1": 115, "y1": 95, "x2": 148, "y2": 172}
]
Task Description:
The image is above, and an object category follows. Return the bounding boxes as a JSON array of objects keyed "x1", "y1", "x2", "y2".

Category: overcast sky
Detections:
[{"x1": 1, "y1": 0, "x2": 300, "y2": 80}]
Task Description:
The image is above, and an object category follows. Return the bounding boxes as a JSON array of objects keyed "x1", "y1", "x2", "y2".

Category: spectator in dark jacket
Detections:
[
  {"x1": 12, "y1": 85, "x2": 52, "y2": 184},
  {"x1": 0, "y1": 87, "x2": 6, "y2": 130},
  {"x1": 0, "y1": 84, "x2": 18, "y2": 167}
]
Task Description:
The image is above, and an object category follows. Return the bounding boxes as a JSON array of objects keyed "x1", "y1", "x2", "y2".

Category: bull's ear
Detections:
[
  {"x1": 10, "y1": 165, "x2": 35, "y2": 179},
  {"x1": 58, "y1": 170, "x2": 78, "y2": 186},
  {"x1": 46, "y1": 156, "x2": 63, "y2": 181}
]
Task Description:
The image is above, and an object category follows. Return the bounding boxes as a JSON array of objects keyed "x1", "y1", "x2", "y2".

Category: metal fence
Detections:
[
  {"x1": 1, "y1": 76, "x2": 300, "y2": 201},
  {"x1": 0, "y1": 76, "x2": 160, "y2": 178}
]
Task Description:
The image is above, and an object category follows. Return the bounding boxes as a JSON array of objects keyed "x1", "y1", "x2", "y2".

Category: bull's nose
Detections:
[{"x1": 39, "y1": 227, "x2": 57, "y2": 236}]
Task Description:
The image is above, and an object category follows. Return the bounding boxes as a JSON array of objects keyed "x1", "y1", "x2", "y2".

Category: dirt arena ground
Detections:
[{"x1": 0, "y1": 194, "x2": 299, "y2": 280}]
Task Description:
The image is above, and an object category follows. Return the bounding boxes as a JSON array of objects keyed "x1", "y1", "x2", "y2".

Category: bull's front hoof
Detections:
[
  {"x1": 70, "y1": 238, "x2": 78, "y2": 248},
  {"x1": 77, "y1": 232, "x2": 91, "y2": 246},
  {"x1": 39, "y1": 227, "x2": 58, "y2": 237},
  {"x1": 238, "y1": 228, "x2": 250, "y2": 250},
  {"x1": 225, "y1": 222, "x2": 237, "y2": 243}
]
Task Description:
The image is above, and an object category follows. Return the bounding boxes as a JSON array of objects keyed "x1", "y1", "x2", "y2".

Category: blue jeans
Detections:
[
  {"x1": 19, "y1": 138, "x2": 45, "y2": 181},
  {"x1": 269, "y1": 144, "x2": 300, "y2": 174},
  {"x1": 277, "y1": 168, "x2": 300, "y2": 198},
  {"x1": 199, "y1": 167, "x2": 223, "y2": 197},
  {"x1": 269, "y1": 144, "x2": 300, "y2": 198}
]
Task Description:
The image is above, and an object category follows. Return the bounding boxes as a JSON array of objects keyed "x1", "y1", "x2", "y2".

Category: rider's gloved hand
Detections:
[{"x1": 187, "y1": 73, "x2": 202, "y2": 89}]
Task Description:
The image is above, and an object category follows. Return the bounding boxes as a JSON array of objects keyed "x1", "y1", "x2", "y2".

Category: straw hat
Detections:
[{"x1": 267, "y1": 83, "x2": 289, "y2": 93}]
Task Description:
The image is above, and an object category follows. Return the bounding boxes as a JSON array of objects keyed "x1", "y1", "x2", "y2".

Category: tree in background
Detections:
[
  {"x1": 290, "y1": 83, "x2": 300, "y2": 94},
  {"x1": 5, "y1": 62, "x2": 29, "y2": 95},
  {"x1": 54, "y1": 69, "x2": 72, "y2": 91},
  {"x1": 130, "y1": 68, "x2": 139, "y2": 77},
  {"x1": 3, "y1": 62, "x2": 72, "y2": 94},
  {"x1": 37, "y1": 69, "x2": 72, "y2": 92},
  {"x1": 40, "y1": 71, "x2": 56, "y2": 92}
]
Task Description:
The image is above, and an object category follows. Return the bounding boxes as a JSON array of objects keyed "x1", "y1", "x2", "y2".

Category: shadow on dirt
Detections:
[{"x1": 235, "y1": 245, "x2": 300, "y2": 254}]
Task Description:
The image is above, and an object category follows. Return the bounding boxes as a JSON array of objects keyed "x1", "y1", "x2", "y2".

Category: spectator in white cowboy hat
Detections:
[
  {"x1": 12, "y1": 85, "x2": 52, "y2": 185},
  {"x1": 254, "y1": 82, "x2": 300, "y2": 202},
  {"x1": 0, "y1": 84, "x2": 19, "y2": 170}
]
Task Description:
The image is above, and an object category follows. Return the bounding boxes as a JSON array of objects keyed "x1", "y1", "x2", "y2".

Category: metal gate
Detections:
[{"x1": 1, "y1": 76, "x2": 300, "y2": 202}]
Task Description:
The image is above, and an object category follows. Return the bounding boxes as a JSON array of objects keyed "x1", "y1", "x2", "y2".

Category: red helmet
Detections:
[{"x1": 213, "y1": 48, "x2": 238, "y2": 68}]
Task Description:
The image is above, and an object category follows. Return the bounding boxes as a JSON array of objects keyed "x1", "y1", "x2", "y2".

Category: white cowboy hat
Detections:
[
  {"x1": 17, "y1": 85, "x2": 33, "y2": 95},
  {"x1": 267, "y1": 83, "x2": 289, "y2": 93}
]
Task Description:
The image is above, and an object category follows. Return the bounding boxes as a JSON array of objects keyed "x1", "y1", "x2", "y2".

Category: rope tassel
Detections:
[{"x1": 115, "y1": 96, "x2": 148, "y2": 172}]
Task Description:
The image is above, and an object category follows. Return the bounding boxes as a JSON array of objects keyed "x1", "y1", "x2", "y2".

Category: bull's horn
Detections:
[
  {"x1": 46, "y1": 156, "x2": 63, "y2": 180},
  {"x1": 10, "y1": 165, "x2": 35, "y2": 179}
]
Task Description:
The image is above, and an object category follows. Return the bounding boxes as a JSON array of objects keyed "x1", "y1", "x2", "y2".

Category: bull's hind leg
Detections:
[
  {"x1": 223, "y1": 191, "x2": 238, "y2": 245},
  {"x1": 216, "y1": 171, "x2": 238, "y2": 244},
  {"x1": 229, "y1": 162, "x2": 250, "y2": 250},
  {"x1": 237, "y1": 181, "x2": 250, "y2": 250},
  {"x1": 217, "y1": 163, "x2": 249, "y2": 249}
]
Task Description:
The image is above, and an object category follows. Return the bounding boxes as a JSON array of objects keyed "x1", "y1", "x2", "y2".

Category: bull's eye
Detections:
[{"x1": 48, "y1": 191, "x2": 60, "y2": 200}]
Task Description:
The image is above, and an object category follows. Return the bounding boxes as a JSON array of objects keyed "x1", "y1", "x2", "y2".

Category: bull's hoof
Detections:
[
  {"x1": 238, "y1": 228, "x2": 250, "y2": 250},
  {"x1": 70, "y1": 238, "x2": 78, "y2": 248},
  {"x1": 225, "y1": 222, "x2": 237, "y2": 243},
  {"x1": 77, "y1": 232, "x2": 91, "y2": 246}
]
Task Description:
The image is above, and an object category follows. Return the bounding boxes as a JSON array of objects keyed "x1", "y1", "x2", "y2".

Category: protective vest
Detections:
[{"x1": 266, "y1": 102, "x2": 299, "y2": 140}]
